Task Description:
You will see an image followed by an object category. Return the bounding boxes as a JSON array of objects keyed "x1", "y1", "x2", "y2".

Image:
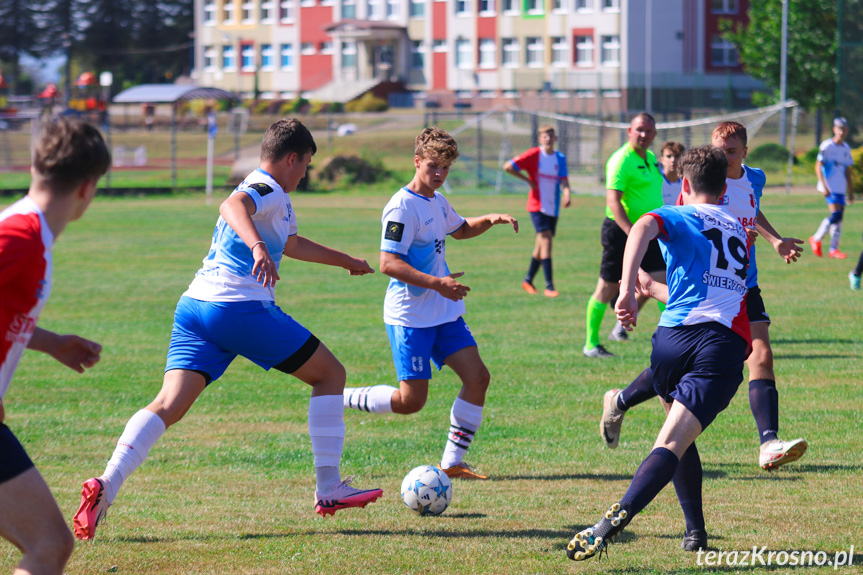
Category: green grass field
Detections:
[{"x1": 1, "y1": 190, "x2": 861, "y2": 574}]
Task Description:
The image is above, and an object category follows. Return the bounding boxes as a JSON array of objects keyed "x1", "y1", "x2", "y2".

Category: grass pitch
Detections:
[{"x1": 1, "y1": 191, "x2": 861, "y2": 574}]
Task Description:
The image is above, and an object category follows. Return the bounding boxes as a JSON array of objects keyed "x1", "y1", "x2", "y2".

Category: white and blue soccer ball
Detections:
[{"x1": 400, "y1": 465, "x2": 452, "y2": 516}]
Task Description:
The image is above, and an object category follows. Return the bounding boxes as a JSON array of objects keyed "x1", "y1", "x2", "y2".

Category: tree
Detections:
[
  {"x1": 0, "y1": 0, "x2": 38, "y2": 93},
  {"x1": 722, "y1": 0, "x2": 837, "y2": 110}
]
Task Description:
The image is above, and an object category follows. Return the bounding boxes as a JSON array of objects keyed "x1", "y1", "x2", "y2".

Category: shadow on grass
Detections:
[
  {"x1": 488, "y1": 473, "x2": 633, "y2": 482},
  {"x1": 771, "y1": 338, "x2": 859, "y2": 345},
  {"x1": 773, "y1": 353, "x2": 852, "y2": 360}
]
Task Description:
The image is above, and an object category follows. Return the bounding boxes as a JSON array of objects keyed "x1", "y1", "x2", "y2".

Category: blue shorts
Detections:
[
  {"x1": 165, "y1": 296, "x2": 319, "y2": 384},
  {"x1": 746, "y1": 286, "x2": 770, "y2": 324},
  {"x1": 0, "y1": 423, "x2": 34, "y2": 484},
  {"x1": 825, "y1": 193, "x2": 846, "y2": 206},
  {"x1": 385, "y1": 317, "x2": 477, "y2": 381},
  {"x1": 530, "y1": 211, "x2": 558, "y2": 236},
  {"x1": 650, "y1": 323, "x2": 747, "y2": 430}
]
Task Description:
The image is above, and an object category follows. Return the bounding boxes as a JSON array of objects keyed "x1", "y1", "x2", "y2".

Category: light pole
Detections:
[
  {"x1": 645, "y1": 0, "x2": 652, "y2": 113},
  {"x1": 779, "y1": 0, "x2": 788, "y2": 146}
]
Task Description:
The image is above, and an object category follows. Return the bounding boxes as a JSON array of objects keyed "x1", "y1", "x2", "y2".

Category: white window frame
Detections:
[
  {"x1": 204, "y1": 0, "x2": 217, "y2": 24},
  {"x1": 222, "y1": 44, "x2": 236, "y2": 71},
  {"x1": 455, "y1": 0, "x2": 470, "y2": 15},
  {"x1": 455, "y1": 38, "x2": 472, "y2": 69},
  {"x1": 204, "y1": 46, "x2": 216, "y2": 70},
  {"x1": 222, "y1": 0, "x2": 236, "y2": 23},
  {"x1": 386, "y1": 0, "x2": 399, "y2": 18},
  {"x1": 710, "y1": 36, "x2": 739, "y2": 66},
  {"x1": 320, "y1": 41, "x2": 334, "y2": 55},
  {"x1": 525, "y1": 36, "x2": 543, "y2": 68},
  {"x1": 279, "y1": 0, "x2": 295, "y2": 21},
  {"x1": 711, "y1": 0, "x2": 738, "y2": 14},
  {"x1": 601, "y1": 0, "x2": 619, "y2": 12},
  {"x1": 478, "y1": 38, "x2": 496, "y2": 69},
  {"x1": 479, "y1": 0, "x2": 495, "y2": 15},
  {"x1": 409, "y1": 0, "x2": 424, "y2": 17},
  {"x1": 552, "y1": 0, "x2": 566, "y2": 13},
  {"x1": 280, "y1": 43, "x2": 295, "y2": 69},
  {"x1": 525, "y1": 0, "x2": 543, "y2": 15},
  {"x1": 432, "y1": 39, "x2": 448, "y2": 52},
  {"x1": 300, "y1": 0, "x2": 315, "y2": 7},
  {"x1": 241, "y1": 0, "x2": 255, "y2": 23},
  {"x1": 342, "y1": 0, "x2": 356, "y2": 17},
  {"x1": 301, "y1": 42, "x2": 316, "y2": 55},
  {"x1": 342, "y1": 41, "x2": 357, "y2": 68},
  {"x1": 501, "y1": 37, "x2": 519, "y2": 67},
  {"x1": 600, "y1": 35, "x2": 620, "y2": 66},
  {"x1": 241, "y1": 44, "x2": 256, "y2": 71},
  {"x1": 551, "y1": 36, "x2": 567, "y2": 67},
  {"x1": 502, "y1": 0, "x2": 518, "y2": 13},
  {"x1": 574, "y1": 0, "x2": 592, "y2": 12},
  {"x1": 260, "y1": 0, "x2": 274, "y2": 21},
  {"x1": 260, "y1": 44, "x2": 274, "y2": 69},
  {"x1": 575, "y1": 35, "x2": 593, "y2": 67},
  {"x1": 367, "y1": 0, "x2": 382, "y2": 19},
  {"x1": 410, "y1": 40, "x2": 425, "y2": 69}
]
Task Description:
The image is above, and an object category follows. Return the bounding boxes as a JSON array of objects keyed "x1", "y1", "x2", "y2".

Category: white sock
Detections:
[
  {"x1": 308, "y1": 395, "x2": 344, "y2": 492},
  {"x1": 830, "y1": 222, "x2": 842, "y2": 251},
  {"x1": 343, "y1": 385, "x2": 396, "y2": 414},
  {"x1": 814, "y1": 217, "x2": 830, "y2": 241},
  {"x1": 440, "y1": 398, "x2": 484, "y2": 469},
  {"x1": 101, "y1": 409, "x2": 166, "y2": 504}
]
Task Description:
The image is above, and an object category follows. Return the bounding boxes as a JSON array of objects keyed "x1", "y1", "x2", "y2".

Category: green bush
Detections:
[
  {"x1": 748, "y1": 142, "x2": 796, "y2": 165},
  {"x1": 345, "y1": 92, "x2": 388, "y2": 113},
  {"x1": 803, "y1": 147, "x2": 820, "y2": 165},
  {"x1": 252, "y1": 100, "x2": 271, "y2": 115},
  {"x1": 851, "y1": 147, "x2": 863, "y2": 189}
]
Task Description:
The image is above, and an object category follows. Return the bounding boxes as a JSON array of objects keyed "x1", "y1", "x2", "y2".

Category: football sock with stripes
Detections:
[
  {"x1": 308, "y1": 395, "x2": 345, "y2": 493},
  {"x1": 748, "y1": 379, "x2": 779, "y2": 443},
  {"x1": 540, "y1": 258, "x2": 554, "y2": 290},
  {"x1": 585, "y1": 296, "x2": 608, "y2": 350},
  {"x1": 101, "y1": 408, "x2": 166, "y2": 504},
  {"x1": 440, "y1": 397, "x2": 483, "y2": 469},
  {"x1": 672, "y1": 442, "x2": 705, "y2": 534},
  {"x1": 617, "y1": 368, "x2": 656, "y2": 411},
  {"x1": 620, "y1": 447, "x2": 680, "y2": 517},
  {"x1": 525, "y1": 257, "x2": 541, "y2": 284},
  {"x1": 343, "y1": 385, "x2": 396, "y2": 413}
]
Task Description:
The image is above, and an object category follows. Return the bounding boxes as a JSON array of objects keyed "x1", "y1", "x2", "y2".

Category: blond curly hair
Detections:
[{"x1": 414, "y1": 127, "x2": 460, "y2": 165}]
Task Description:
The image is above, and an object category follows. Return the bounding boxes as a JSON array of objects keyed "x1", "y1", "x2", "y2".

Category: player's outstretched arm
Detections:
[
  {"x1": 220, "y1": 193, "x2": 280, "y2": 287},
  {"x1": 616, "y1": 216, "x2": 660, "y2": 330},
  {"x1": 380, "y1": 252, "x2": 468, "y2": 301},
  {"x1": 450, "y1": 214, "x2": 518, "y2": 240},
  {"x1": 284, "y1": 235, "x2": 374, "y2": 275},
  {"x1": 755, "y1": 211, "x2": 804, "y2": 264},
  {"x1": 27, "y1": 327, "x2": 102, "y2": 374}
]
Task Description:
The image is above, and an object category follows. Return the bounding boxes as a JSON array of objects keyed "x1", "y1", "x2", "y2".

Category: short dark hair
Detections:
[
  {"x1": 33, "y1": 118, "x2": 110, "y2": 194},
  {"x1": 631, "y1": 112, "x2": 656, "y2": 127},
  {"x1": 712, "y1": 121, "x2": 747, "y2": 147},
  {"x1": 260, "y1": 118, "x2": 317, "y2": 162},
  {"x1": 680, "y1": 145, "x2": 728, "y2": 198},
  {"x1": 661, "y1": 141, "x2": 685, "y2": 156}
]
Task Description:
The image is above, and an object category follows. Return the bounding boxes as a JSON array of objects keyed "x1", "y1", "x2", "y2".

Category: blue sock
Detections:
[
  {"x1": 540, "y1": 258, "x2": 553, "y2": 290},
  {"x1": 749, "y1": 379, "x2": 779, "y2": 443},
  {"x1": 525, "y1": 258, "x2": 541, "y2": 284},
  {"x1": 620, "y1": 447, "x2": 680, "y2": 516},
  {"x1": 617, "y1": 368, "x2": 657, "y2": 411},
  {"x1": 672, "y1": 442, "x2": 705, "y2": 533}
]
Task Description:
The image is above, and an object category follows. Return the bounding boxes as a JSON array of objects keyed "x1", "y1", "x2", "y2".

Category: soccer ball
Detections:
[{"x1": 400, "y1": 465, "x2": 452, "y2": 516}]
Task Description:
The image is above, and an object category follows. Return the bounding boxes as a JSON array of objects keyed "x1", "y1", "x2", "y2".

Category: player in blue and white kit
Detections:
[
  {"x1": 810, "y1": 117, "x2": 854, "y2": 259},
  {"x1": 73, "y1": 119, "x2": 382, "y2": 541},
  {"x1": 659, "y1": 141, "x2": 684, "y2": 205},
  {"x1": 342, "y1": 127, "x2": 518, "y2": 481},
  {"x1": 567, "y1": 146, "x2": 752, "y2": 561}
]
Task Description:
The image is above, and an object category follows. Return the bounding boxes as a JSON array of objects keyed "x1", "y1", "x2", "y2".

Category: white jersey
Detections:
[
  {"x1": 380, "y1": 187, "x2": 466, "y2": 328},
  {"x1": 184, "y1": 169, "x2": 297, "y2": 302},
  {"x1": 719, "y1": 165, "x2": 764, "y2": 289},
  {"x1": 660, "y1": 169, "x2": 682, "y2": 205},
  {"x1": 816, "y1": 138, "x2": 853, "y2": 195}
]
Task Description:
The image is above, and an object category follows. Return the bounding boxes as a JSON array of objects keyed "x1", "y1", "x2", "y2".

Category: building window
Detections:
[
  {"x1": 300, "y1": 0, "x2": 315, "y2": 6},
  {"x1": 574, "y1": 0, "x2": 591, "y2": 11},
  {"x1": 386, "y1": 0, "x2": 398, "y2": 18},
  {"x1": 479, "y1": 0, "x2": 494, "y2": 14},
  {"x1": 367, "y1": 0, "x2": 382, "y2": 18},
  {"x1": 222, "y1": 0, "x2": 236, "y2": 23},
  {"x1": 260, "y1": 44, "x2": 274, "y2": 69},
  {"x1": 601, "y1": 0, "x2": 618, "y2": 11},
  {"x1": 204, "y1": 46, "x2": 216, "y2": 69},
  {"x1": 320, "y1": 41, "x2": 334, "y2": 54},
  {"x1": 260, "y1": 0, "x2": 274, "y2": 21},
  {"x1": 525, "y1": 0, "x2": 542, "y2": 14},
  {"x1": 204, "y1": 0, "x2": 216, "y2": 23},
  {"x1": 279, "y1": 0, "x2": 295, "y2": 21},
  {"x1": 342, "y1": 41, "x2": 357, "y2": 68},
  {"x1": 575, "y1": 35, "x2": 593, "y2": 66},
  {"x1": 551, "y1": 36, "x2": 567, "y2": 66},
  {"x1": 432, "y1": 39, "x2": 447, "y2": 52},
  {"x1": 342, "y1": 0, "x2": 356, "y2": 17},
  {"x1": 411, "y1": 40, "x2": 425, "y2": 69},
  {"x1": 600, "y1": 35, "x2": 619, "y2": 66},
  {"x1": 478, "y1": 38, "x2": 496, "y2": 68},
  {"x1": 552, "y1": 0, "x2": 565, "y2": 12},
  {"x1": 710, "y1": 36, "x2": 739, "y2": 66},
  {"x1": 301, "y1": 42, "x2": 316, "y2": 55},
  {"x1": 280, "y1": 43, "x2": 294, "y2": 68},
  {"x1": 455, "y1": 0, "x2": 470, "y2": 14},
  {"x1": 409, "y1": 0, "x2": 424, "y2": 17},
  {"x1": 455, "y1": 38, "x2": 472, "y2": 69},
  {"x1": 222, "y1": 45, "x2": 236, "y2": 70},
  {"x1": 241, "y1": 0, "x2": 254, "y2": 22},
  {"x1": 241, "y1": 44, "x2": 256, "y2": 71},
  {"x1": 501, "y1": 37, "x2": 519, "y2": 67},
  {"x1": 502, "y1": 0, "x2": 517, "y2": 12},
  {"x1": 526, "y1": 37, "x2": 543, "y2": 68},
  {"x1": 711, "y1": 0, "x2": 738, "y2": 14}
]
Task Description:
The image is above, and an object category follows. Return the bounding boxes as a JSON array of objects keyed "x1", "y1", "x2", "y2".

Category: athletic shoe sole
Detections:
[
  {"x1": 566, "y1": 502, "x2": 630, "y2": 561},
  {"x1": 315, "y1": 488, "x2": 383, "y2": 516},
  {"x1": 761, "y1": 439, "x2": 808, "y2": 470},
  {"x1": 73, "y1": 478, "x2": 106, "y2": 540}
]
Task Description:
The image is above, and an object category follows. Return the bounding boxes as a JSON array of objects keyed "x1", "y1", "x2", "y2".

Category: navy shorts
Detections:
[
  {"x1": 599, "y1": 217, "x2": 666, "y2": 282},
  {"x1": 0, "y1": 423, "x2": 35, "y2": 484},
  {"x1": 166, "y1": 296, "x2": 320, "y2": 384},
  {"x1": 529, "y1": 211, "x2": 558, "y2": 236},
  {"x1": 746, "y1": 286, "x2": 770, "y2": 324},
  {"x1": 650, "y1": 323, "x2": 747, "y2": 430}
]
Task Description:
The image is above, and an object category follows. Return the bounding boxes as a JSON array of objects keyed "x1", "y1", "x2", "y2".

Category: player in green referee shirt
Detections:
[{"x1": 584, "y1": 112, "x2": 665, "y2": 358}]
